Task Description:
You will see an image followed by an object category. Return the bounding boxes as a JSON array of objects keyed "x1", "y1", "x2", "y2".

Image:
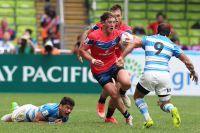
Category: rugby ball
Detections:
[{"x1": 119, "y1": 32, "x2": 133, "y2": 50}]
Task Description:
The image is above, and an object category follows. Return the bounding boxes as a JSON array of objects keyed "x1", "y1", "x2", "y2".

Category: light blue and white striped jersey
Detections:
[
  {"x1": 140, "y1": 34, "x2": 183, "y2": 72},
  {"x1": 26, "y1": 103, "x2": 70, "y2": 122}
]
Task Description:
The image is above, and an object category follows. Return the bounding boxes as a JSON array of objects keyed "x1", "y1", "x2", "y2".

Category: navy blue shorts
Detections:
[{"x1": 93, "y1": 63, "x2": 124, "y2": 87}]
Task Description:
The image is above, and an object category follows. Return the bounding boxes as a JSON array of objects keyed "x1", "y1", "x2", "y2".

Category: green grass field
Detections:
[{"x1": 0, "y1": 93, "x2": 200, "y2": 133}]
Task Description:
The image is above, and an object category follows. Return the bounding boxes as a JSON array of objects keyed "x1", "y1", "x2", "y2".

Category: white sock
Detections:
[
  {"x1": 143, "y1": 113, "x2": 150, "y2": 121},
  {"x1": 136, "y1": 98, "x2": 151, "y2": 121},
  {"x1": 163, "y1": 103, "x2": 174, "y2": 113}
]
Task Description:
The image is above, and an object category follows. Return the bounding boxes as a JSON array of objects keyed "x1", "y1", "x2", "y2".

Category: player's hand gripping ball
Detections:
[{"x1": 119, "y1": 32, "x2": 133, "y2": 50}]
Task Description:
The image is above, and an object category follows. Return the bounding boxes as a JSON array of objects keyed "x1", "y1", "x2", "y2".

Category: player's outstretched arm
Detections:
[
  {"x1": 116, "y1": 36, "x2": 142, "y2": 67},
  {"x1": 121, "y1": 36, "x2": 143, "y2": 59},
  {"x1": 78, "y1": 29, "x2": 91, "y2": 63},
  {"x1": 33, "y1": 112, "x2": 49, "y2": 123},
  {"x1": 178, "y1": 53, "x2": 198, "y2": 82}
]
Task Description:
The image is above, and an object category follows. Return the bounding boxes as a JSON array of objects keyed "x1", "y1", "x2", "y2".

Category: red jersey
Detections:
[
  {"x1": 83, "y1": 29, "x2": 124, "y2": 74},
  {"x1": 148, "y1": 22, "x2": 173, "y2": 35},
  {"x1": 90, "y1": 22, "x2": 132, "y2": 57}
]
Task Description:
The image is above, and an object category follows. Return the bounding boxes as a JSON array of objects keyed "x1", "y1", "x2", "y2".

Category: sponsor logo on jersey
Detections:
[{"x1": 42, "y1": 110, "x2": 49, "y2": 116}]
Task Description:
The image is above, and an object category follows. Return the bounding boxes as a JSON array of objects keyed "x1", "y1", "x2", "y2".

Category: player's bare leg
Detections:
[
  {"x1": 159, "y1": 98, "x2": 181, "y2": 128},
  {"x1": 117, "y1": 69, "x2": 132, "y2": 108},
  {"x1": 99, "y1": 86, "x2": 118, "y2": 123},
  {"x1": 134, "y1": 87, "x2": 154, "y2": 129},
  {"x1": 100, "y1": 79, "x2": 128, "y2": 122},
  {"x1": 104, "y1": 83, "x2": 132, "y2": 125},
  {"x1": 97, "y1": 79, "x2": 119, "y2": 119}
]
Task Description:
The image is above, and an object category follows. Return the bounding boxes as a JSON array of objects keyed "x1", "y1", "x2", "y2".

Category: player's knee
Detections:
[
  {"x1": 126, "y1": 80, "x2": 131, "y2": 88},
  {"x1": 122, "y1": 79, "x2": 131, "y2": 90},
  {"x1": 110, "y1": 93, "x2": 119, "y2": 101}
]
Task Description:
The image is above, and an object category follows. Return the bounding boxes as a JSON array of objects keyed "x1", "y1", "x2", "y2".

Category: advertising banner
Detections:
[
  {"x1": 0, "y1": 52, "x2": 199, "y2": 95},
  {"x1": 125, "y1": 51, "x2": 200, "y2": 96},
  {"x1": 0, "y1": 55, "x2": 101, "y2": 93}
]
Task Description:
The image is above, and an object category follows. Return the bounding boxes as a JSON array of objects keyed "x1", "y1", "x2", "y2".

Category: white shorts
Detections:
[
  {"x1": 139, "y1": 71, "x2": 171, "y2": 101},
  {"x1": 12, "y1": 104, "x2": 36, "y2": 122}
]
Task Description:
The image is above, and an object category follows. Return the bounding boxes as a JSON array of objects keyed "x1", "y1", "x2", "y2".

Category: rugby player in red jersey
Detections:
[
  {"x1": 79, "y1": 4, "x2": 132, "y2": 123},
  {"x1": 79, "y1": 11, "x2": 133, "y2": 125}
]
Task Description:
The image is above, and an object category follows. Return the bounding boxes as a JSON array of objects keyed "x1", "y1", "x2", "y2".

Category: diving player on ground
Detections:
[{"x1": 1, "y1": 96, "x2": 75, "y2": 123}]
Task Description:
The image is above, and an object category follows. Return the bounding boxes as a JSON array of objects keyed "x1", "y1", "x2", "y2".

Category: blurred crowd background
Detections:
[{"x1": 0, "y1": 0, "x2": 199, "y2": 55}]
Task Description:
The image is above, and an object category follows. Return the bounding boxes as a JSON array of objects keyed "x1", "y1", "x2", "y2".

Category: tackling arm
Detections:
[
  {"x1": 116, "y1": 36, "x2": 143, "y2": 67},
  {"x1": 121, "y1": 36, "x2": 143, "y2": 59},
  {"x1": 178, "y1": 53, "x2": 198, "y2": 82}
]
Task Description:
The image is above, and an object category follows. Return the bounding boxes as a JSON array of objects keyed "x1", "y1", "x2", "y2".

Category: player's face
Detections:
[
  {"x1": 60, "y1": 104, "x2": 74, "y2": 117},
  {"x1": 157, "y1": 15, "x2": 164, "y2": 23},
  {"x1": 104, "y1": 17, "x2": 116, "y2": 34},
  {"x1": 111, "y1": 10, "x2": 123, "y2": 27}
]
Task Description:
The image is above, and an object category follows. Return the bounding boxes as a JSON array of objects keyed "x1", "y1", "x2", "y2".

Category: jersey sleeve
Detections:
[
  {"x1": 82, "y1": 33, "x2": 95, "y2": 49},
  {"x1": 90, "y1": 22, "x2": 101, "y2": 32},
  {"x1": 140, "y1": 36, "x2": 147, "y2": 50},
  {"x1": 125, "y1": 25, "x2": 132, "y2": 34},
  {"x1": 117, "y1": 30, "x2": 125, "y2": 43},
  {"x1": 173, "y1": 44, "x2": 183, "y2": 57},
  {"x1": 62, "y1": 115, "x2": 70, "y2": 122},
  {"x1": 41, "y1": 104, "x2": 54, "y2": 120}
]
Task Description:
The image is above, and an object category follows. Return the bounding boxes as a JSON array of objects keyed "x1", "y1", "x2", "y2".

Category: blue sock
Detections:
[
  {"x1": 163, "y1": 103, "x2": 174, "y2": 113},
  {"x1": 136, "y1": 98, "x2": 150, "y2": 121},
  {"x1": 122, "y1": 110, "x2": 130, "y2": 118}
]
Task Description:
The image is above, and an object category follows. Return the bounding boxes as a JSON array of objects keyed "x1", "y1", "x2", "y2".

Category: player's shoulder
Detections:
[
  {"x1": 91, "y1": 22, "x2": 102, "y2": 30},
  {"x1": 88, "y1": 29, "x2": 101, "y2": 38},
  {"x1": 92, "y1": 28, "x2": 102, "y2": 34},
  {"x1": 151, "y1": 35, "x2": 177, "y2": 47},
  {"x1": 96, "y1": 21, "x2": 102, "y2": 27},
  {"x1": 120, "y1": 22, "x2": 131, "y2": 28},
  {"x1": 43, "y1": 103, "x2": 59, "y2": 111}
]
